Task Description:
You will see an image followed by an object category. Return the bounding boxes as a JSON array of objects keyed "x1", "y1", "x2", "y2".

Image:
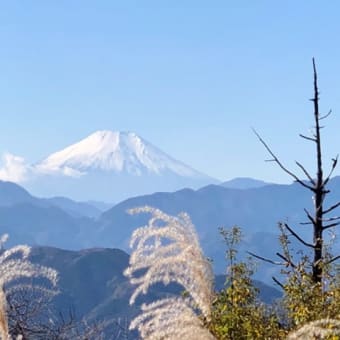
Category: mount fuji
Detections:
[
  {"x1": 5, "y1": 131, "x2": 217, "y2": 201},
  {"x1": 36, "y1": 130, "x2": 205, "y2": 177}
]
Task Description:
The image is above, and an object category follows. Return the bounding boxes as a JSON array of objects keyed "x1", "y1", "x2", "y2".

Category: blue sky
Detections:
[{"x1": 1, "y1": 1, "x2": 340, "y2": 182}]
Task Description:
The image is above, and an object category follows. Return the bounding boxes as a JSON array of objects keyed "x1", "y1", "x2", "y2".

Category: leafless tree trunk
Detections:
[{"x1": 251, "y1": 59, "x2": 340, "y2": 284}]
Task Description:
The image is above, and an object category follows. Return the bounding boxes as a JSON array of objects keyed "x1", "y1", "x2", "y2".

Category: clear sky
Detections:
[{"x1": 1, "y1": 1, "x2": 340, "y2": 183}]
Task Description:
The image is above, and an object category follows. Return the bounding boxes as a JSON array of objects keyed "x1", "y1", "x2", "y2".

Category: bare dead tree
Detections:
[
  {"x1": 6, "y1": 284, "x2": 113, "y2": 339},
  {"x1": 6, "y1": 283, "x2": 56, "y2": 339},
  {"x1": 251, "y1": 59, "x2": 340, "y2": 284}
]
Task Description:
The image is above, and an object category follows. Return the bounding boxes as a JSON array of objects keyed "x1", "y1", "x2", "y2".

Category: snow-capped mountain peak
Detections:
[
  {"x1": 0, "y1": 130, "x2": 217, "y2": 201},
  {"x1": 36, "y1": 130, "x2": 205, "y2": 178}
]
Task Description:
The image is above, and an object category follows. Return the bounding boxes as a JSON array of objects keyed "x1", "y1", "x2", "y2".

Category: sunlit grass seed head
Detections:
[{"x1": 124, "y1": 206, "x2": 215, "y2": 340}]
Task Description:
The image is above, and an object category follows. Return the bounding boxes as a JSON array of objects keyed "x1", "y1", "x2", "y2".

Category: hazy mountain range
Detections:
[
  {"x1": 0, "y1": 177, "x2": 339, "y2": 284},
  {"x1": 27, "y1": 245, "x2": 281, "y2": 337},
  {"x1": 221, "y1": 177, "x2": 272, "y2": 189}
]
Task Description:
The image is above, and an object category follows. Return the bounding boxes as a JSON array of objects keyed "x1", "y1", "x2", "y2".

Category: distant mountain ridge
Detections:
[
  {"x1": 221, "y1": 177, "x2": 273, "y2": 189},
  {"x1": 1, "y1": 177, "x2": 340, "y2": 284},
  {"x1": 27, "y1": 246, "x2": 281, "y2": 333},
  {"x1": 0, "y1": 180, "x2": 108, "y2": 218}
]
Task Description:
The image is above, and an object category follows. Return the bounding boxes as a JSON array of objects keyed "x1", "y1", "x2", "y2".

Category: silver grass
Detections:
[
  {"x1": 287, "y1": 318, "x2": 340, "y2": 339},
  {"x1": 0, "y1": 288, "x2": 8, "y2": 340},
  {"x1": 125, "y1": 206, "x2": 215, "y2": 340},
  {"x1": 130, "y1": 298, "x2": 215, "y2": 340},
  {"x1": 0, "y1": 235, "x2": 58, "y2": 339}
]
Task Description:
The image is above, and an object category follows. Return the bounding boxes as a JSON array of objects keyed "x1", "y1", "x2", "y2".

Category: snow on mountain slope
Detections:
[
  {"x1": 36, "y1": 130, "x2": 205, "y2": 178},
  {"x1": 0, "y1": 130, "x2": 217, "y2": 201}
]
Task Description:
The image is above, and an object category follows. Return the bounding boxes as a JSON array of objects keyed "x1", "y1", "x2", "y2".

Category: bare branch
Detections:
[
  {"x1": 325, "y1": 255, "x2": 340, "y2": 265},
  {"x1": 322, "y1": 216, "x2": 340, "y2": 222},
  {"x1": 303, "y1": 216, "x2": 340, "y2": 226},
  {"x1": 276, "y1": 252, "x2": 296, "y2": 268},
  {"x1": 247, "y1": 251, "x2": 284, "y2": 266},
  {"x1": 312, "y1": 58, "x2": 319, "y2": 101},
  {"x1": 319, "y1": 109, "x2": 332, "y2": 120},
  {"x1": 304, "y1": 208, "x2": 315, "y2": 225},
  {"x1": 323, "y1": 155, "x2": 338, "y2": 187},
  {"x1": 252, "y1": 128, "x2": 314, "y2": 191},
  {"x1": 295, "y1": 161, "x2": 315, "y2": 184},
  {"x1": 272, "y1": 276, "x2": 284, "y2": 289},
  {"x1": 299, "y1": 134, "x2": 317, "y2": 142},
  {"x1": 322, "y1": 222, "x2": 340, "y2": 230},
  {"x1": 323, "y1": 201, "x2": 340, "y2": 215},
  {"x1": 283, "y1": 223, "x2": 315, "y2": 248}
]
